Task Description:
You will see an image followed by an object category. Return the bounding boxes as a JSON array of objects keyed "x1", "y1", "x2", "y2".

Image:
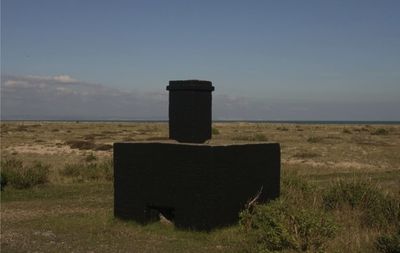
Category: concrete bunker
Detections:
[{"x1": 114, "y1": 80, "x2": 280, "y2": 231}]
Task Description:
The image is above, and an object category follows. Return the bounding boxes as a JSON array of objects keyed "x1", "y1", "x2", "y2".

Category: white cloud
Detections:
[
  {"x1": 24, "y1": 74, "x2": 78, "y2": 83},
  {"x1": 52, "y1": 75, "x2": 77, "y2": 83},
  {"x1": 1, "y1": 74, "x2": 168, "y2": 120},
  {"x1": 1, "y1": 74, "x2": 399, "y2": 120}
]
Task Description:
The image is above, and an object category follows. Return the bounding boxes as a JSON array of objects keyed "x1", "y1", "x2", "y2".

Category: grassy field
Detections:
[{"x1": 1, "y1": 121, "x2": 399, "y2": 252}]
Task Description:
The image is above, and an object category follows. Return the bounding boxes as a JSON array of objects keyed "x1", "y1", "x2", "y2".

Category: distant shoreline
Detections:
[{"x1": 1, "y1": 119, "x2": 399, "y2": 125}]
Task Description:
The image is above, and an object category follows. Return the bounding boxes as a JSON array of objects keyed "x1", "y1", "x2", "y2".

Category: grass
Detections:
[
  {"x1": 323, "y1": 179, "x2": 399, "y2": 228},
  {"x1": 1, "y1": 121, "x2": 400, "y2": 252},
  {"x1": 61, "y1": 160, "x2": 113, "y2": 182},
  {"x1": 0, "y1": 183, "x2": 241, "y2": 253},
  {"x1": 1, "y1": 158, "x2": 50, "y2": 189},
  {"x1": 375, "y1": 230, "x2": 400, "y2": 253}
]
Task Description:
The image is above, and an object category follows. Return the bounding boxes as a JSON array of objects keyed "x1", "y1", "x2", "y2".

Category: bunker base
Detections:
[{"x1": 114, "y1": 142, "x2": 280, "y2": 231}]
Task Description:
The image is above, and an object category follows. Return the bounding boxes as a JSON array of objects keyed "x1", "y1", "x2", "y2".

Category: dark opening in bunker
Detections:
[{"x1": 146, "y1": 205, "x2": 175, "y2": 223}]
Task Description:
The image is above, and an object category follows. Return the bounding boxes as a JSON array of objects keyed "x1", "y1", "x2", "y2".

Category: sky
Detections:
[{"x1": 1, "y1": 0, "x2": 400, "y2": 120}]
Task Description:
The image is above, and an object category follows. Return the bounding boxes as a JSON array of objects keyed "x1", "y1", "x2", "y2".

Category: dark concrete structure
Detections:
[
  {"x1": 167, "y1": 80, "x2": 214, "y2": 143},
  {"x1": 113, "y1": 78, "x2": 281, "y2": 230},
  {"x1": 114, "y1": 142, "x2": 280, "y2": 231}
]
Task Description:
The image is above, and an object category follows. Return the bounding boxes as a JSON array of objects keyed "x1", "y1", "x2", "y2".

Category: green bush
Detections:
[
  {"x1": 240, "y1": 200, "x2": 337, "y2": 252},
  {"x1": 323, "y1": 180, "x2": 400, "y2": 228},
  {"x1": 375, "y1": 230, "x2": 400, "y2": 253},
  {"x1": 61, "y1": 160, "x2": 113, "y2": 182},
  {"x1": 212, "y1": 127, "x2": 220, "y2": 135},
  {"x1": 1, "y1": 159, "x2": 50, "y2": 189}
]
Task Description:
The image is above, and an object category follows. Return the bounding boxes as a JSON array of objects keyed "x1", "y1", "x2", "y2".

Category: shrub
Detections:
[
  {"x1": 277, "y1": 127, "x2": 289, "y2": 131},
  {"x1": 371, "y1": 128, "x2": 389, "y2": 135},
  {"x1": 240, "y1": 200, "x2": 337, "y2": 252},
  {"x1": 15, "y1": 125, "x2": 29, "y2": 132},
  {"x1": 1, "y1": 159, "x2": 50, "y2": 189},
  {"x1": 323, "y1": 180, "x2": 400, "y2": 228},
  {"x1": 342, "y1": 128, "x2": 352, "y2": 134},
  {"x1": 94, "y1": 144, "x2": 113, "y2": 151},
  {"x1": 254, "y1": 134, "x2": 268, "y2": 141},
  {"x1": 212, "y1": 127, "x2": 220, "y2": 135},
  {"x1": 62, "y1": 163, "x2": 81, "y2": 178},
  {"x1": 85, "y1": 153, "x2": 97, "y2": 162},
  {"x1": 61, "y1": 160, "x2": 113, "y2": 182},
  {"x1": 65, "y1": 140, "x2": 96, "y2": 150},
  {"x1": 375, "y1": 230, "x2": 400, "y2": 253},
  {"x1": 307, "y1": 136, "x2": 323, "y2": 143}
]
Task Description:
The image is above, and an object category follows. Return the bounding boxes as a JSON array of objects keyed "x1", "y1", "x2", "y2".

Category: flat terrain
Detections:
[{"x1": 1, "y1": 122, "x2": 399, "y2": 252}]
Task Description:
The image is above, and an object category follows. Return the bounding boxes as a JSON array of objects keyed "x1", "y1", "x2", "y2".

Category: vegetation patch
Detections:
[
  {"x1": 61, "y1": 160, "x2": 113, "y2": 182},
  {"x1": 65, "y1": 140, "x2": 113, "y2": 151},
  {"x1": 94, "y1": 144, "x2": 113, "y2": 151},
  {"x1": 323, "y1": 179, "x2": 400, "y2": 228},
  {"x1": 212, "y1": 127, "x2": 220, "y2": 135},
  {"x1": 232, "y1": 134, "x2": 268, "y2": 142},
  {"x1": 371, "y1": 128, "x2": 390, "y2": 135},
  {"x1": 14, "y1": 125, "x2": 30, "y2": 132},
  {"x1": 375, "y1": 229, "x2": 400, "y2": 253},
  {"x1": 1, "y1": 158, "x2": 50, "y2": 189},
  {"x1": 307, "y1": 136, "x2": 323, "y2": 143},
  {"x1": 342, "y1": 128, "x2": 352, "y2": 134},
  {"x1": 84, "y1": 153, "x2": 97, "y2": 162},
  {"x1": 240, "y1": 200, "x2": 337, "y2": 252},
  {"x1": 83, "y1": 133, "x2": 105, "y2": 140},
  {"x1": 239, "y1": 173, "x2": 337, "y2": 252},
  {"x1": 65, "y1": 140, "x2": 96, "y2": 150}
]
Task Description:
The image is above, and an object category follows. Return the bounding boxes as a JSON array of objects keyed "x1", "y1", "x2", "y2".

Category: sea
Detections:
[{"x1": 2, "y1": 119, "x2": 399, "y2": 125}]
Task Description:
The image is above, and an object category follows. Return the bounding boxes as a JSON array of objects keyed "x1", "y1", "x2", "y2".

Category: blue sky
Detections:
[{"x1": 1, "y1": 0, "x2": 400, "y2": 120}]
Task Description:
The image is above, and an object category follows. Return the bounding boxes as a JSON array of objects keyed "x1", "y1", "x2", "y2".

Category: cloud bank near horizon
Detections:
[{"x1": 1, "y1": 74, "x2": 399, "y2": 121}]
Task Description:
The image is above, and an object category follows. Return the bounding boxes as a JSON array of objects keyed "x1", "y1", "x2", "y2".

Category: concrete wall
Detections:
[
  {"x1": 114, "y1": 142, "x2": 280, "y2": 231},
  {"x1": 167, "y1": 80, "x2": 214, "y2": 143},
  {"x1": 168, "y1": 90, "x2": 212, "y2": 143}
]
